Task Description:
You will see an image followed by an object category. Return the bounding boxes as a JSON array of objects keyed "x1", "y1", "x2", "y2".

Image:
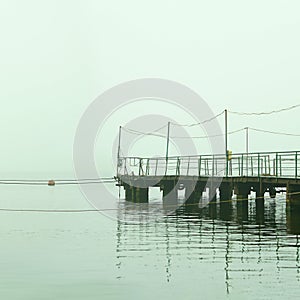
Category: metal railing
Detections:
[{"x1": 117, "y1": 151, "x2": 300, "y2": 179}]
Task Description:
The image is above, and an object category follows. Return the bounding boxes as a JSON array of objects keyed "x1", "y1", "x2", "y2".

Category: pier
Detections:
[{"x1": 116, "y1": 151, "x2": 300, "y2": 214}]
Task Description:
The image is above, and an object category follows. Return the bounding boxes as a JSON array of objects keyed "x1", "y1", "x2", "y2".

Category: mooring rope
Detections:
[{"x1": 0, "y1": 177, "x2": 116, "y2": 185}]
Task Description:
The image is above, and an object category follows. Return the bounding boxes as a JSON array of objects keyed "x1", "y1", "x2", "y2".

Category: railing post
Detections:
[
  {"x1": 275, "y1": 153, "x2": 278, "y2": 178},
  {"x1": 155, "y1": 159, "x2": 158, "y2": 176},
  {"x1": 165, "y1": 158, "x2": 168, "y2": 176},
  {"x1": 241, "y1": 154, "x2": 244, "y2": 176},
  {"x1": 279, "y1": 155, "x2": 282, "y2": 177},
  {"x1": 246, "y1": 153, "x2": 248, "y2": 177},
  {"x1": 176, "y1": 157, "x2": 180, "y2": 176},
  {"x1": 296, "y1": 152, "x2": 298, "y2": 178},
  {"x1": 258, "y1": 153, "x2": 260, "y2": 177},
  {"x1": 139, "y1": 159, "x2": 142, "y2": 176},
  {"x1": 206, "y1": 160, "x2": 209, "y2": 175},
  {"x1": 198, "y1": 156, "x2": 202, "y2": 177},
  {"x1": 146, "y1": 159, "x2": 150, "y2": 176},
  {"x1": 264, "y1": 156, "x2": 267, "y2": 174},
  {"x1": 187, "y1": 157, "x2": 190, "y2": 176}
]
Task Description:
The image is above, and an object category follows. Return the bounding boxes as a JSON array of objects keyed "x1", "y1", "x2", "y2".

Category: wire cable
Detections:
[
  {"x1": 229, "y1": 104, "x2": 300, "y2": 116},
  {"x1": 122, "y1": 126, "x2": 245, "y2": 139},
  {"x1": 0, "y1": 179, "x2": 116, "y2": 185},
  {"x1": 122, "y1": 124, "x2": 168, "y2": 137},
  {"x1": 249, "y1": 127, "x2": 300, "y2": 137},
  {"x1": 122, "y1": 127, "x2": 166, "y2": 138},
  {"x1": 170, "y1": 110, "x2": 225, "y2": 127},
  {"x1": 0, "y1": 177, "x2": 114, "y2": 182},
  {"x1": 171, "y1": 128, "x2": 244, "y2": 139},
  {"x1": 0, "y1": 208, "x2": 117, "y2": 213},
  {"x1": 123, "y1": 112, "x2": 224, "y2": 133}
]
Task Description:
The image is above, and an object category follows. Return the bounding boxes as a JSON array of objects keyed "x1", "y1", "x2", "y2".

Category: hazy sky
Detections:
[{"x1": 0, "y1": 0, "x2": 300, "y2": 175}]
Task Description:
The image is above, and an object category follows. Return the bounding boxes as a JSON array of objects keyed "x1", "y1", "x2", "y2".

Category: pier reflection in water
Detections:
[{"x1": 115, "y1": 194, "x2": 300, "y2": 298}]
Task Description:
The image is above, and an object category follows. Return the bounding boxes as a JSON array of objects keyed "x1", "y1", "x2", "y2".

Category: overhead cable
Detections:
[
  {"x1": 229, "y1": 104, "x2": 300, "y2": 116},
  {"x1": 249, "y1": 127, "x2": 300, "y2": 137},
  {"x1": 170, "y1": 110, "x2": 225, "y2": 127}
]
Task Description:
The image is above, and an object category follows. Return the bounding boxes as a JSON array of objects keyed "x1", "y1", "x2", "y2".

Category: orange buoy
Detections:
[{"x1": 48, "y1": 180, "x2": 55, "y2": 186}]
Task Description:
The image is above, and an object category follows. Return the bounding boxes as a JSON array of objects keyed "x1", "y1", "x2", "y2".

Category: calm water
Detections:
[{"x1": 0, "y1": 183, "x2": 300, "y2": 299}]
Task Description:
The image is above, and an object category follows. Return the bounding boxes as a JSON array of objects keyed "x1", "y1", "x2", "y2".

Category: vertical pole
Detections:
[
  {"x1": 225, "y1": 109, "x2": 228, "y2": 177},
  {"x1": 276, "y1": 153, "x2": 278, "y2": 178},
  {"x1": 296, "y1": 152, "x2": 298, "y2": 178},
  {"x1": 176, "y1": 157, "x2": 180, "y2": 176},
  {"x1": 258, "y1": 153, "x2": 260, "y2": 177},
  {"x1": 187, "y1": 157, "x2": 190, "y2": 176},
  {"x1": 241, "y1": 154, "x2": 244, "y2": 176},
  {"x1": 117, "y1": 126, "x2": 122, "y2": 175},
  {"x1": 279, "y1": 155, "x2": 282, "y2": 176},
  {"x1": 117, "y1": 126, "x2": 122, "y2": 160},
  {"x1": 166, "y1": 122, "x2": 171, "y2": 159},
  {"x1": 246, "y1": 127, "x2": 249, "y2": 155},
  {"x1": 146, "y1": 159, "x2": 150, "y2": 175},
  {"x1": 165, "y1": 122, "x2": 171, "y2": 175},
  {"x1": 198, "y1": 156, "x2": 201, "y2": 177},
  {"x1": 245, "y1": 127, "x2": 249, "y2": 176},
  {"x1": 139, "y1": 159, "x2": 141, "y2": 176}
]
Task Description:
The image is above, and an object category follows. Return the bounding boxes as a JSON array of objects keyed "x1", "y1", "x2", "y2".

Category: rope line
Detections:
[
  {"x1": 249, "y1": 127, "x2": 300, "y2": 137},
  {"x1": 229, "y1": 104, "x2": 300, "y2": 116},
  {"x1": 122, "y1": 127, "x2": 245, "y2": 139},
  {"x1": 0, "y1": 177, "x2": 114, "y2": 182},
  {"x1": 122, "y1": 127, "x2": 166, "y2": 138},
  {"x1": 121, "y1": 104, "x2": 300, "y2": 138},
  {"x1": 0, "y1": 208, "x2": 119, "y2": 213},
  {"x1": 0, "y1": 178, "x2": 116, "y2": 185},
  {"x1": 171, "y1": 128, "x2": 244, "y2": 139},
  {"x1": 122, "y1": 124, "x2": 167, "y2": 137},
  {"x1": 170, "y1": 111, "x2": 225, "y2": 127},
  {"x1": 123, "y1": 125, "x2": 300, "y2": 139}
]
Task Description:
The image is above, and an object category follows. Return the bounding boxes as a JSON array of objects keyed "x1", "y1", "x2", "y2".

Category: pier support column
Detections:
[
  {"x1": 162, "y1": 182, "x2": 178, "y2": 209},
  {"x1": 286, "y1": 205, "x2": 300, "y2": 234},
  {"x1": 287, "y1": 184, "x2": 300, "y2": 206},
  {"x1": 220, "y1": 183, "x2": 232, "y2": 203},
  {"x1": 184, "y1": 182, "x2": 204, "y2": 206},
  {"x1": 134, "y1": 187, "x2": 149, "y2": 203},
  {"x1": 124, "y1": 184, "x2": 134, "y2": 202},
  {"x1": 286, "y1": 184, "x2": 300, "y2": 234},
  {"x1": 219, "y1": 183, "x2": 232, "y2": 220},
  {"x1": 124, "y1": 185, "x2": 149, "y2": 203},
  {"x1": 235, "y1": 183, "x2": 250, "y2": 221}
]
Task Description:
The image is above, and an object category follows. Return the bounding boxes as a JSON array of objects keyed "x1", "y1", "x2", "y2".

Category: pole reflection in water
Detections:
[
  {"x1": 115, "y1": 194, "x2": 300, "y2": 298},
  {"x1": 287, "y1": 205, "x2": 300, "y2": 235}
]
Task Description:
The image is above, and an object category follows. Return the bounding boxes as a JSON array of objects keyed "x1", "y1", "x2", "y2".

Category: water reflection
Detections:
[
  {"x1": 287, "y1": 205, "x2": 300, "y2": 235},
  {"x1": 115, "y1": 195, "x2": 300, "y2": 295}
]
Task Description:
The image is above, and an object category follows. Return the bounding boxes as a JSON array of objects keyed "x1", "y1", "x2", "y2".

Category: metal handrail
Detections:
[{"x1": 117, "y1": 151, "x2": 300, "y2": 179}]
